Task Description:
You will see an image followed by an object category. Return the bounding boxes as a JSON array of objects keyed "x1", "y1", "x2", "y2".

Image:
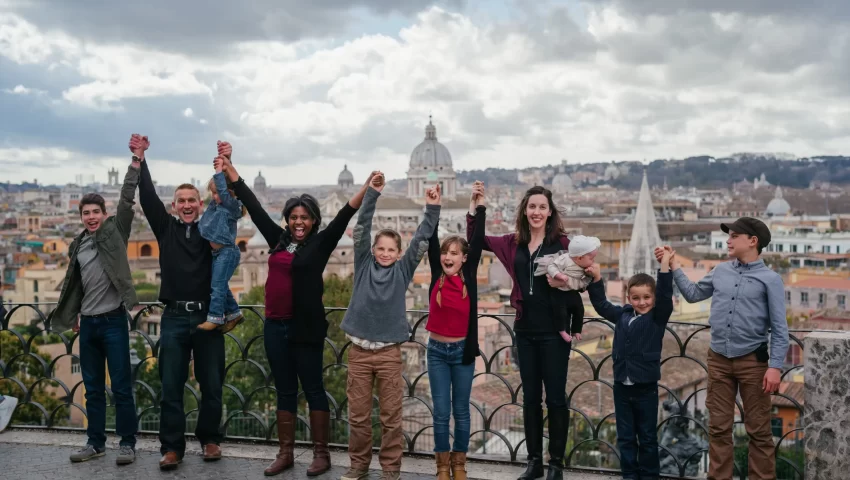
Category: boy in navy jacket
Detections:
[{"x1": 585, "y1": 248, "x2": 674, "y2": 480}]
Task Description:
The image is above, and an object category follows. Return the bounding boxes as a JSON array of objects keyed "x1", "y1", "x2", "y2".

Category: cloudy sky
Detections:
[{"x1": 1, "y1": 0, "x2": 849, "y2": 187}]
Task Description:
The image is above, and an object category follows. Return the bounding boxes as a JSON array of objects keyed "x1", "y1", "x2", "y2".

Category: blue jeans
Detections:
[
  {"x1": 264, "y1": 320, "x2": 329, "y2": 413},
  {"x1": 79, "y1": 312, "x2": 136, "y2": 449},
  {"x1": 427, "y1": 338, "x2": 474, "y2": 453},
  {"x1": 158, "y1": 306, "x2": 224, "y2": 456},
  {"x1": 613, "y1": 382, "x2": 660, "y2": 480},
  {"x1": 208, "y1": 245, "x2": 241, "y2": 324}
]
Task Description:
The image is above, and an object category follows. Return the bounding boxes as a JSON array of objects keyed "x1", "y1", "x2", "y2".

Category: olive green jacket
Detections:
[{"x1": 51, "y1": 166, "x2": 140, "y2": 332}]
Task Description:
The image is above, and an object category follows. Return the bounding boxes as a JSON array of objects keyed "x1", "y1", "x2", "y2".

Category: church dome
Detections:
[
  {"x1": 765, "y1": 186, "x2": 791, "y2": 217},
  {"x1": 254, "y1": 171, "x2": 267, "y2": 191},
  {"x1": 552, "y1": 172, "x2": 573, "y2": 192},
  {"x1": 338, "y1": 164, "x2": 354, "y2": 187},
  {"x1": 409, "y1": 118, "x2": 453, "y2": 170}
]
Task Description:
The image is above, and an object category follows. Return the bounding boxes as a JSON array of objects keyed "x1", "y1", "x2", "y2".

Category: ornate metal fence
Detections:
[{"x1": 1, "y1": 302, "x2": 809, "y2": 479}]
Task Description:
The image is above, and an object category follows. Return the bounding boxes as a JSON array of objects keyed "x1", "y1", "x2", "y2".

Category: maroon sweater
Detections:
[{"x1": 465, "y1": 213, "x2": 569, "y2": 322}]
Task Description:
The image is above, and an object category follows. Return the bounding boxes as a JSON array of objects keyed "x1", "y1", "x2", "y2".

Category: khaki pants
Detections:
[
  {"x1": 706, "y1": 349, "x2": 775, "y2": 480},
  {"x1": 347, "y1": 344, "x2": 404, "y2": 471}
]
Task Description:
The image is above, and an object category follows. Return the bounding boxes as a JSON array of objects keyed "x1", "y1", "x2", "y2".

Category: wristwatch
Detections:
[{"x1": 131, "y1": 155, "x2": 142, "y2": 162}]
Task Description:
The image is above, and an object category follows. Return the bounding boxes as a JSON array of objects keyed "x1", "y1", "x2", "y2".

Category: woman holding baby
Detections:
[{"x1": 466, "y1": 184, "x2": 598, "y2": 480}]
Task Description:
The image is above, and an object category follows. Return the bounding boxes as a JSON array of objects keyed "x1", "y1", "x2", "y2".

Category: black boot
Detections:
[
  {"x1": 545, "y1": 407, "x2": 569, "y2": 480},
  {"x1": 518, "y1": 407, "x2": 544, "y2": 480}
]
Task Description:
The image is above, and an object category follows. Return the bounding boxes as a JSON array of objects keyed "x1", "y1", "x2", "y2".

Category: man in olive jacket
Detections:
[{"x1": 52, "y1": 155, "x2": 141, "y2": 466}]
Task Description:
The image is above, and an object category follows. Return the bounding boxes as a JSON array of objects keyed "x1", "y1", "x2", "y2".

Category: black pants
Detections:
[
  {"x1": 613, "y1": 382, "x2": 659, "y2": 479},
  {"x1": 264, "y1": 320, "x2": 329, "y2": 413},
  {"x1": 158, "y1": 307, "x2": 225, "y2": 456},
  {"x1": 516, "y1": 332, "x2": 571, "y2": 465}
]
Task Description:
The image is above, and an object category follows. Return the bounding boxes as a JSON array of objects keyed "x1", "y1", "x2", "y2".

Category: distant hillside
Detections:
[{"x1": 454, "y1": 154, "x2": 850, "y2": 190}]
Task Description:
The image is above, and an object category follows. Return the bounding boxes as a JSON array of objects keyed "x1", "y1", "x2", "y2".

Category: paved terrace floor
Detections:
[{"x1": 0, "y1": 430, "x2": 621, "y2": 480}]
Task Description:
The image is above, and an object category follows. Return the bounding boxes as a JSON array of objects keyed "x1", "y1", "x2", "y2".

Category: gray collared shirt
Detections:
[
  {"x1": 77, "y1": 233, "x2": 122, "y2": 316},
  {"x1": 672, "y1": 259, "x2": 789, "y2": 369}
]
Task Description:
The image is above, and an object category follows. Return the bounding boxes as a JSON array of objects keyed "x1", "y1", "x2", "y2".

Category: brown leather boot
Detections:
[
  {"x1": 435, "y1": 452, "x2": 451, "y2": 480},
  {"x1": 451, "y1": 452, "x2": 468, "y2": 480},
  {"x1": 307, "y1": 410, "x2": 331, "y2": 476},
  {"x1": 264, "y1": 411, "x2": 295, "y2": 476}
]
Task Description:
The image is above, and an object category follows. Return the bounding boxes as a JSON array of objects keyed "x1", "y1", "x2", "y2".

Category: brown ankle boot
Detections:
[
  {"x1": 264, "y1": 411, "x2": 295, "y2": 476},
  {"x1": 436, "y1": 452, "x2": 451, "y2": 480},
  {"x1": 307, "y1": 410, "x2": 331, "y2": 476},
  {"x1": 451, "y1": 452, "x2": 468, "y2": 480}
]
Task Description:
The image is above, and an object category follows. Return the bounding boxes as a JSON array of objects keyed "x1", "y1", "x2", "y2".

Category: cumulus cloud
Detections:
[{"x1": 1, "y1": 1, "x2": 850, "y2": 186}]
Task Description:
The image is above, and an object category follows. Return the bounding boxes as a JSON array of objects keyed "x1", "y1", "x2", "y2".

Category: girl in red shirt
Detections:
[{"x1": 426, "y1": 182, "x2": 486, "y2": 480}]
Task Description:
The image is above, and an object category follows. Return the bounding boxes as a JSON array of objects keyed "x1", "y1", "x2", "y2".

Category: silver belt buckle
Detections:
[{"x1": 185, "y1": 302, "x2": 197, "y2": 312}]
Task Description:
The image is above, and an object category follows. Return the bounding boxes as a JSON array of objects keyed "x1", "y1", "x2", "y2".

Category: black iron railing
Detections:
[{"x1": 0, "y1": 302, "x2": 810, "y2": 479}]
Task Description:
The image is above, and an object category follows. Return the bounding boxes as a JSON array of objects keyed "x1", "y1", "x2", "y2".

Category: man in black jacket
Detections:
[{"x1": 132, "y1": 134, "x2": 224, "y2": 470}]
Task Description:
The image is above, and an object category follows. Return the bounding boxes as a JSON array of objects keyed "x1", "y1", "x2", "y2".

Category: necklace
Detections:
[{"x1": 528, "y1": 242, "x2": 543, "y2": 296}]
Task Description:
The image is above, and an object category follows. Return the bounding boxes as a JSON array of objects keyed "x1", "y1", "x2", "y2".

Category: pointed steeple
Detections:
[
  {"x1": 774, "y1": 185, "x2": 784, "y2": 199},
  {"x1": 619, "y1": 170, "x2": 662, "y2": 280}
]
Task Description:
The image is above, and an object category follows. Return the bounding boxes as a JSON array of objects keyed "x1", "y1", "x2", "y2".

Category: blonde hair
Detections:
[{"x1": 207, "y1": 178, "x2": 247, "y2": 217}]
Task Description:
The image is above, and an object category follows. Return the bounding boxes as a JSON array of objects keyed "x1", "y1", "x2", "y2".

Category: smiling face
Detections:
[
  {"x1": 524, "y1": 193, "x2": 552, "y2": 232},
  {"x1": 80, "y1": 203, "x2": 107, "y2": 233},
  {"x1": 373, "y1": 233, "x2": 401, "y2": 267},
  {"x1": 172, "y1": 186, "x2": 203, "y2": 223},
  {"x1": 287, "y1": 206, "x2": 315, "y2": 243},
  {"x1": 440, "y1": 238, "x2": 468, "y2": 276},
  {"x1": 726, "y1": 231, "x2": 758, "y2": 260},
  {"x1": 628, "y1": 285, "x2": 655, "y2": 315}
]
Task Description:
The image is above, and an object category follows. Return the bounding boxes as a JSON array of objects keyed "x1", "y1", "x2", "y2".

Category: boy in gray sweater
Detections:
[{"x1": 340, "y1": 175, "x2": 441, "y2": 480}]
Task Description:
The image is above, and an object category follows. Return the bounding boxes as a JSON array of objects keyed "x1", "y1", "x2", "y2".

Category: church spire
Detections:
[{"x1": 619, "y1": 169, "x2": 662, "y2": 280}]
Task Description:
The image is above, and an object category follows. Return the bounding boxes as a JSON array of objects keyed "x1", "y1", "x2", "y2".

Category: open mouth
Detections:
[
  {"x1": 293, "y1": 227, "x2": 305, "y2": 237},
  {"x1": 86, "y1": 221, "x2": 99, "y2": 229},
  {"x1": 181, "y1": 208, "x2": 194, "y2": 217}
]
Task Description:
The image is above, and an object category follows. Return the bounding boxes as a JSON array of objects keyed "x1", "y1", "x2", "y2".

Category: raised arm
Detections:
[
  {"x1": 587, "y1": 280, "x2": 623, "y2": 324},
  {"x1": 466, "y1": 205, "x2": 486, "y2": 271},
  {"x1": 114, "y1": 162, "x2": 141, "y2": 243},
  {"x1": 672, "y1": 267, "x2": 715, "y2": 303},
  {"x1": 585, "y1": 263, "x2": 623, "y2": 323},
  {"x1": 353, "y1": 186, "x2": 379, "y2": 267},
  {"x1": 427, "y1": 219, "x2": 442, "y2": 287},
  {"x1": 138, "y1": 159, "x2": 171, "y2": 238},
  {"x1": 765, "y1": 275, "x2": 790, "y2": 370},
  {"x1": 400, "y1": 204, "x2": 440, "y2": 283},
  {"x1": 212, "y1": 170, "x2": 243, "y2": 220},
  {"x1": 315, "y1": 171, "x2": 377, "y2": 255},
  {"x1": 654, "y1": 271, "x2": 674, "y2": 325}
]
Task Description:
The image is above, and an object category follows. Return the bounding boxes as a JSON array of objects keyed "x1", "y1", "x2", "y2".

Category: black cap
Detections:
[{"x1": 720, "y1": 217, "x2": 771, "y2": 248}]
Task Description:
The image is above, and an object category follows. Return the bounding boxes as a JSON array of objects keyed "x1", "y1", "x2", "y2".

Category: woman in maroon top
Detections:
[
  {"x1": 466, "y1": 185, "x2": 579, "y2": 480},
  {"x1": 218, "y1": 144, "x2": 377, "y2": 477},
  {"x1": 426, "y1": 182, "x2": 486, "y2": 480}
]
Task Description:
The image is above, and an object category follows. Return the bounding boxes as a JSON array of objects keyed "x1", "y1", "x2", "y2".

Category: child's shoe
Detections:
[
  {"x1": 219, "y1": 313, "x2": 244, "y2": 334},
  {"x1": 197, "y1": 321, "x2": 219, "y2": 331}
]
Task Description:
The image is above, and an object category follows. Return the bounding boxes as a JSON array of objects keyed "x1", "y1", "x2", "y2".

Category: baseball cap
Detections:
[{"x1": 720, "y1": 217, "x2": 771, "y2": 248}]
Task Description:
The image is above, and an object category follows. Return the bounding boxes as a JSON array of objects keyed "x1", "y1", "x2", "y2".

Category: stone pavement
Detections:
[{"x1": 0, "y1": 430, "x2": 619, "y2": 480}]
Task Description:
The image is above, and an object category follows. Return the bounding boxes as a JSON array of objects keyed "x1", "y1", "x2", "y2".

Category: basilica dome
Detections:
[{"x1": 409, "y1": 119, "x2": 453, "y2": 170}]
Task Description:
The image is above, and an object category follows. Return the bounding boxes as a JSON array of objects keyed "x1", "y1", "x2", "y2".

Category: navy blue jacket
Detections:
[{"x1": 587, "y1": 271, "x2": 673, "y2": 384}]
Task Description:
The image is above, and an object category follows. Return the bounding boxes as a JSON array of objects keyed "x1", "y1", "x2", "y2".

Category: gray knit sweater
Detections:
[{"x1": 341, "y1": 187, "x2": 440, "y2": 342}]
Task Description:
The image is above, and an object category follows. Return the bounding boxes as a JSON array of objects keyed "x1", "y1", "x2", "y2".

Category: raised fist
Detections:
[
  {"x1": 129, "y1": 134, "x2": 150, "y2": 158},
  {"x1": 217, "y1": 140, "x2": 233, "y2": 159},
  {"x1": 426, "y1": 183, "x2": 441, "y2": 205},
  {"x1": 370, "y1": 173, "x2": 385, "y2": 192}
]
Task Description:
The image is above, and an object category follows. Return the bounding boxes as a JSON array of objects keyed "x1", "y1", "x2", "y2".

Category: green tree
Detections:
[{"x1": 0, "y1": 330, "x2": 68, "y2": 426}]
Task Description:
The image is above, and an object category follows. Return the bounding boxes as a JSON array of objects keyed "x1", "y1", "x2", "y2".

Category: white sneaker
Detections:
[{"x1": 0, "y1": 396, "x2": 19, "y2": 432}]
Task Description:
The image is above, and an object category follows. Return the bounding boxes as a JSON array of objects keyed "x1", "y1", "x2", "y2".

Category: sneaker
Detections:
[
  {"x1": 116, "y1": 445, "x2": 136, "y2": 465},
  {"x1": 70, "y1": 445, "x2": 105, "y2": 463},
  {"x1": 340, "y1": 467, "x2": 370, "y2": 480},
  {"x1": 0, "y1": 396, "x2": 18, "y2": 432},
  {"x1": 379, "y1": 471, "x2": 401, "y2": 480}
]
